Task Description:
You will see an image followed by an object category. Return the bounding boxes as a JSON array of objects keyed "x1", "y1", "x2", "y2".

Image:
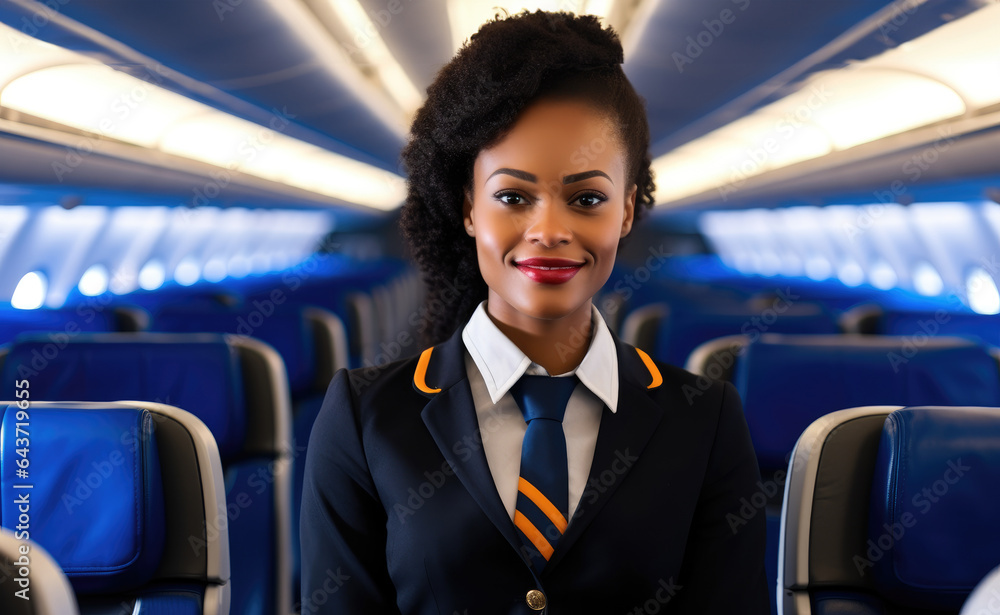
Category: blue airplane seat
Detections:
[
  {"x1": 0, "y1": 401, "x2": 229, "y2": 614},
  {"x1": 243, "y1": 282, "x2": 371, "y2": 369},
  {"x1": 688, "y1": 333, "x2": 1000, "y2": 474},
  {"x1": 0, "y1": 307, "x2": 114, "y2": 344},
  {"x1": 650, "y1": 301, "x2": 839, "y2": 366},
  {"x1": 148, "y1": 302, "x2": 348, "y2": 605},
  {"x1": 0, "y1": 334, "x2": 292, "y2": 615},
  {"x1": 149, "y1": 302, "x2": 317, "y2": 395},
  {"x1": 686, "y1": 334, "x2": 1000, "y2": 615},
  {"x1": 0, "y1": 528, "x2": 79, "y2": 614},
  {"x1": 881, "y1": 309, "x2": 1000, "y2": 348},
  {"x1": 779, "y1": 405, "x2": 1000, "y2": 614}
]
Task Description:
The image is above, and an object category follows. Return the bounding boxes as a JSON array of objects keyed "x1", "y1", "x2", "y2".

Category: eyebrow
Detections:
[{"x1": 487, "y1": 168, "x2": 614, "y2": 185}]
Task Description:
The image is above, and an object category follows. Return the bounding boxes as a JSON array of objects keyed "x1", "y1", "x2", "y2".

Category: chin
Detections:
[{"x1": 518, "y1": 298, "x2": 590, "y2": 321}]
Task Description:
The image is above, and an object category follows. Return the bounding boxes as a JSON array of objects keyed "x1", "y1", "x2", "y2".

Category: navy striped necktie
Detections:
[{"x1": 509, "y1": 374, "x2": 577, "y2": 572}]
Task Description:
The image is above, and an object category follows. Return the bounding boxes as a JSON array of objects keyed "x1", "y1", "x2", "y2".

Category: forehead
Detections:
[{"x1": 474, "y1": 99, "x2": 625, "y2": 181}]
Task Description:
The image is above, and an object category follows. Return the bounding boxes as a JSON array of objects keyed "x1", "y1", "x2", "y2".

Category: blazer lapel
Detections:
[
  {"x1": 415, "y1": 329, "x2": 530, "y2": 565},
  {"x1": 545, "y1": 336, "x2": 666, "y2": 571}
]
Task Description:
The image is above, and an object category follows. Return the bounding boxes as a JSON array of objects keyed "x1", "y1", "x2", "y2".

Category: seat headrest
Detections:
[
  {"x1": 0, "y1": 404, "x2": 165, "y2": 594},
  {"x1": 883, "y1": 311, "x2": 1000, "y2": 348},
  {"x1": 659, "y1": 306, "x2": 838, "y2": 365},
  {"x1": 0, "y1": 334, "x2": 247, "y2": 459},
  {"x1": 0, "y1": 308, "x2": 112, "y2": 344},
  {"x1": 151, "y1": 305, "x2": 315, "y2": 394},
  {"x1": 735, "y1": 335, "x2": 1000, "y2": 469},
  {"x1": 869, "y1": 406, "x2": 1000, "y2": 610}
]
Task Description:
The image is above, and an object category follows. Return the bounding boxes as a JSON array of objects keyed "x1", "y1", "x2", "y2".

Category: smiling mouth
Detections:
[{"x1": 514, "y1": 258, "x2": 584, "y2": 284}]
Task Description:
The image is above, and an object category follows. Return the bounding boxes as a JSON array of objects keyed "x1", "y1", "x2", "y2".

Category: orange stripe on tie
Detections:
[
  {"x1": 513, "y1": 511, "x2": 554, "y2": 560},
  {"x1": 635, "y1": 348, "x2": 663, "y2": 389},
  {"x1": 518, "y1": 478, "x2": 567, "y2": 534},
  {"x1": 413, "y1": 347, "x2": 441, "y2": 394}
]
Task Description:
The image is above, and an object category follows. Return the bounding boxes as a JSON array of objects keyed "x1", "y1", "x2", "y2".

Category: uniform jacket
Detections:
[{"x1": 300, "y1": 325, "x2": 769, "y2": 614}]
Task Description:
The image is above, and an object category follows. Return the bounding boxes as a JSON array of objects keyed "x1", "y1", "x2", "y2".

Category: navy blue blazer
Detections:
[{"x1": 300, "y1": 325, "x2": 769, "y2": 614}]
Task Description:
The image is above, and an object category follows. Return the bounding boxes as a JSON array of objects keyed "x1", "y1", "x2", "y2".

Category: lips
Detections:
[{"x1": 514, "y1": 257, "x2": 584, "y2": 284}]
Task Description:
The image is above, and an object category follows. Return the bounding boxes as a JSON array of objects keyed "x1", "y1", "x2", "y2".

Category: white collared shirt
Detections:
[{"x1": 462, "y1": 301, "x2": 619, "y2": 522}]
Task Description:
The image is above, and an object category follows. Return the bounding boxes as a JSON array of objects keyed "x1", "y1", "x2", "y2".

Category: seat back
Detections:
[
  {"x1": 149, "y1": 303, "x2": 316, "y2": 396},
  {"x1": 0, "y1": 528, "x2": 79, "y2": 615},
  {"x1": 781, "y1": 406, "x2": 1000, "y2": 614},
  {"x1": 868, "y1": 407, "x2": 1000, "y2": 610},
  {"x1": 633, "y1": 299, "x2": 837, "y2": 366},
  {"x1": 661, "y1": 302, "x2": 839, "y2": 366},
  {"x1": 0, "y1": 334, "x2": 291, "y2": 615},
  {"x1": 881, "y1": 310, "x2": 1000, "y2": 348},
  {"x1": 0, "y1": 401, "x2": 229, "y2": 613},
  {"x1": 688, "y1": 334, "x2": 1000, "y2": 473},
  {"x1": 780, "y1": 406, "x2": 900, "y2": 615},
  {"x1": 619, "y1": 303, "x2": 667, "y2": 356},
  {"x1": 146, "y1": 301, "x2": 347, "y2": 605},
  {"x1": 0, "y1": 307, "x2": 113, "y2": 344}
]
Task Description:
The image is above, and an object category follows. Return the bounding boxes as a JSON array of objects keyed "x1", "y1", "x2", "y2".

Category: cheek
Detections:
[
  {"x1": 586, "y1": 220, "x2": 624, "y2": 260},
  {"x1": 473, "y1": 223, "x2": 512, "y2": 280}
]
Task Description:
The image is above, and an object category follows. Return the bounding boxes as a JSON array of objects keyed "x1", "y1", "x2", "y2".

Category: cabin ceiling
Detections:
[{"x1": 0, "y1": 0, "x2": 996, "y2": 212}]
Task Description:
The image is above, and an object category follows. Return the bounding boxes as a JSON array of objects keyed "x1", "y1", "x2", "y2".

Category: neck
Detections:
[{"x1": 486, "y1": 294, "x2": 594, "y2": 375}]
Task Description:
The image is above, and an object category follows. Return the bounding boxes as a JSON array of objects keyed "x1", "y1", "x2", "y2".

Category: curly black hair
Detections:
[{"x1": 399, "y1": 10, "x2": 656, "y2": 345}]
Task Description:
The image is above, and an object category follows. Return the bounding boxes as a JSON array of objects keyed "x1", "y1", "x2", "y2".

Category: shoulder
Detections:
[
  {"x1": 315, "y1": 350, "x2": 427, "y2": 426},
  {"x1": 617, "y1": 339, "x2": 737, "y2": 412},
  {"x1": 307, "y1": 351, "x2": 428, "y2": 468}
]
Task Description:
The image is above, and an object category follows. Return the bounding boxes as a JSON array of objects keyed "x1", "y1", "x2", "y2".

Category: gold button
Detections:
[{"x1": 525, "y1": 589, "x2": 546, "y2": 610}]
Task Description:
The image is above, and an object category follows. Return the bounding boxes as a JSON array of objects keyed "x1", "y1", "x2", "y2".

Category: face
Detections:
[{"x1": 464, "y1": 98, "x2": 636, "y2": 327}]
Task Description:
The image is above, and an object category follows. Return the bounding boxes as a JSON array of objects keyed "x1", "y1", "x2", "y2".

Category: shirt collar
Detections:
[{"x1": 462, "y1": 301, "x2": 619, "y2": 412}]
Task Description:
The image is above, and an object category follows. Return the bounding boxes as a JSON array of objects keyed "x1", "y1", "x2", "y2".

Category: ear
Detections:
[
  {"x1": 621, "y1": 184, "x2": 637, "y2": 238},
  {"x1": 463, "y1": 188, "x2": 475, "y2": 237}
]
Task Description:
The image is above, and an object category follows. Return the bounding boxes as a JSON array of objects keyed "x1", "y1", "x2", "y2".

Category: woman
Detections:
[{"x1": 301, "y1": 10, "x2": 768, "y2": 614}]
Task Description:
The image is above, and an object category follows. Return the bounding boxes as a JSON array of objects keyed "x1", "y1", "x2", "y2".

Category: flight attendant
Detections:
[{"x1": 301, "y1": 10, "x2": 768, "y2": 614}]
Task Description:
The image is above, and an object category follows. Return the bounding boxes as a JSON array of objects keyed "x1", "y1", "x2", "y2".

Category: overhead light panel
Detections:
[
  {"x1": 320, "y1": 0, "x2": 424, "y2": 115},
  {"x1": 3, "y1": 64, "x2": 207, "y2": 148},
  {"x1": 0, "y1": 27, "x2": 79, "y2": 86},
  {"x1": 868, "y1": 2, "x2": 1000, "y2": 111},
  {"x1": 791, "y1": 67, "x2": 965, "y2": 151},
  {"x1": 651, "y1": 3, "x2": 1000, "y2": 205},
  {"x1": 0, "y1": 22, "x2": 406, "y2": 210}
]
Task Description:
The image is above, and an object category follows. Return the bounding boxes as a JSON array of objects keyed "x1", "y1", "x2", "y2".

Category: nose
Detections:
[{"x1": 523, "y1": 202, "x2": 572, "y2": 247}]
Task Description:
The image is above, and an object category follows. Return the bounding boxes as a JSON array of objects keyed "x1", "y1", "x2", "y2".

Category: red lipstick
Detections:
[{"x1": 514, "y1": 257, "x2": 584, "y2": 284}]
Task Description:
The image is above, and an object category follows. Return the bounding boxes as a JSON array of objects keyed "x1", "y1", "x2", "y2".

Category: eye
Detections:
[
  {"x1": 575, "y1": 192, "x2": 607, "y2": 208},
  {"x1": 495, "y1": 191, "x2": 527, "y2": 206}
]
